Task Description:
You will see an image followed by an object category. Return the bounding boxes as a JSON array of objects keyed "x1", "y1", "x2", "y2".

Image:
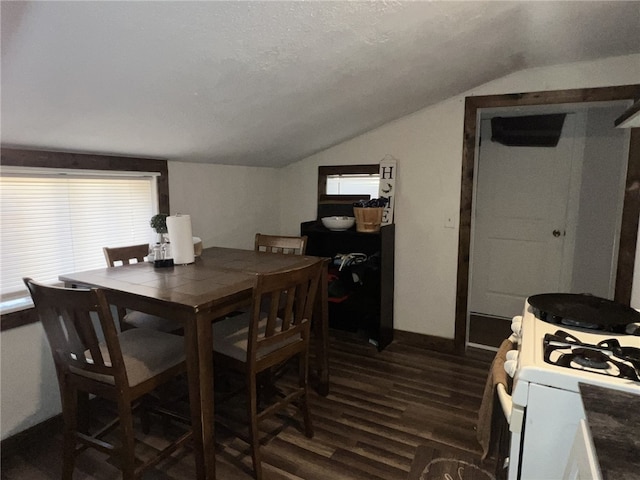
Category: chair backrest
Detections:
[
  {"x1": 247, "y1": 261, "x2": 322, "y2": 368},
  {"x1": 103, "y1": 244, "x2": 149, "y2": 267},
  {"x1": 102, "y1": 244, "x2": 151, "y2": 331},
  {"x1": 254, "y1": 234, "x2": 308, "y2": 255},
  {"x1": 23, "y1": 278, "x2": 128, "y2": 388}
]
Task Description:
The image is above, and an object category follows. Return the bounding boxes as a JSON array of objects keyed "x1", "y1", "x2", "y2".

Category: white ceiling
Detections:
[{"x1": 2, "y1": 1, "x2": 639, "y2": 167}]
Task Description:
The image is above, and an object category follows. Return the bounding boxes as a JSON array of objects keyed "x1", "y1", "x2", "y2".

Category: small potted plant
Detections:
[
  {"x1": 149, "y1": 213, "x2": 174, "y2": 267},
  {"x1": 150, "y1": 213, "x2": 169, "y2": 247},
  {"x1": 150, "y1": 213, "x2": 168, "y2": 236}
]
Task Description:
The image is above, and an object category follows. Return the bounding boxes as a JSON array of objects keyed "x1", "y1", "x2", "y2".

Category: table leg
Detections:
[
  {"x1": 313, "y1": 261, "x2": 330, "y2": 396},
  {"x1": 185, "y1": 315, "x2": 216, "y2": 479}
]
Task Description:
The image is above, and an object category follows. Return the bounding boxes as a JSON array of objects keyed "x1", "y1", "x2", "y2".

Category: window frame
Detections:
[
  {"x1": 317, "y1": 164, "x2": 379, "y2": 205},
  {"x1": 0, "y1": 148, "x2": 169, "y2": 331}
]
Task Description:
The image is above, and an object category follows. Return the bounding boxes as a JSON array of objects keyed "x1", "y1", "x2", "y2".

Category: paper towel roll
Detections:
[{"x1": 167, "y1": 214, "x2": 195, "y2": 265}]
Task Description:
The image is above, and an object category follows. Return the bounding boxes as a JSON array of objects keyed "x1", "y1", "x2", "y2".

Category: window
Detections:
[
  {"x1": 1, "y1": 167, "x2": 159, "y2": 314},
  {"x1": 316, "y1": 164, "x2": 381, "y2": 219},
  {"x1": 326, "y1": 173, "x2": 380, "y2": 198},
  {"x1": 317, "y1": 165, "x2": 380, "y2": 204}
]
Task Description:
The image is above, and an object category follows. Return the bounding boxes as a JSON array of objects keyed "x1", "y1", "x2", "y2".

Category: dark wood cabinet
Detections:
[{"x1": 301, "y1": 221, "x2": 394, "y2": 350}]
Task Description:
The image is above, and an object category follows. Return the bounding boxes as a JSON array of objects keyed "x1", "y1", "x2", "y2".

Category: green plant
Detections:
[{"x1": 150, "y1": 213, "x2": 168, "y2": 234}]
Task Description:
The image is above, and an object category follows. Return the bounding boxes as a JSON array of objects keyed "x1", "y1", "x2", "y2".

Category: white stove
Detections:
[
  {"x1": 513, "y1": 303, "x2": 640, "y2": 398},
  {"x1": 503, "y1": 299, "x2": 640, "y2": 480}
]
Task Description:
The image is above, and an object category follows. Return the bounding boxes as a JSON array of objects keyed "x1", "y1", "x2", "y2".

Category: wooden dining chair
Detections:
[
  {"x1": 212, "y1": 261, "x2": 322, "y2": 480},
  {"x1": 254, "y1": 233, "x2": 308, "y2": 255},
  {"x1": 103, "y1": 244, "x2": 181, "y2": 334},
  {"x1": 244, "y1": 233, "x2": 310, "y2": 319},
  {"x1": 23, "y1": 278, "x2": 191, "y2": 480}
]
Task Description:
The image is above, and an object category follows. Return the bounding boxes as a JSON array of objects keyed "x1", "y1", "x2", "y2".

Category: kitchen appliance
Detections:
[
  {"x1": 528, "y1": 292, "x2": 640, "y2": 333},
  {"x1": 498, "y1": 296, "x2": 640, "y2": 479}
]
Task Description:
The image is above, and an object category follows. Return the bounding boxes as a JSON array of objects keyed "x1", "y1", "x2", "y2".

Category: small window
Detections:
[
  {"x1": 317, "y1": 165, "x2": 379, "y2": 218},
  {"x1": 318, "y1": 165, "x2": 379, "y2": 202},
  {"x1": 326, "y1": 173, "x2": 380, "y2": 198}
]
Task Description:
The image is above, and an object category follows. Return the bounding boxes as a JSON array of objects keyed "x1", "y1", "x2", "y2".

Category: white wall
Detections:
[
  {"x1": 279, "y1": 54, "x2": 640, "y2": 338},
  {"x1": 571, "y1": 106, "x2": 629, "y2": 297},
  {"x1": 167, "y1": 162, "x2": 281, "y2": 250},
  {"x1": 0, "y1": 323, "x2": 61, "y2": 440}
]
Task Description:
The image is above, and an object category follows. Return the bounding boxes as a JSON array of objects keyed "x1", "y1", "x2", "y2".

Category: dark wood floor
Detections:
[{"x1": 1, "y1": 331, "x2": 497, "y2": 480}]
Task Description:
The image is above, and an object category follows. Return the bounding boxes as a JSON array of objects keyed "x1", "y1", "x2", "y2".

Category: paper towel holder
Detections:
[{"x1": 167, "y1": 214, "x2": 195, "y2": 265}]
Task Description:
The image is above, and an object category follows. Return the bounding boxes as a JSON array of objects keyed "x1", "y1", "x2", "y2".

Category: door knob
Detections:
[{"x1": 553, "y1": 229, "x2": 562, "y2": 237}]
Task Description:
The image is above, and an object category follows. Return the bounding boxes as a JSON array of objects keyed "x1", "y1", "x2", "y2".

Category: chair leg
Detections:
[
  {"x1": 77, "y1": 391, "x2": 91, "y2": 434},
  {"x1": 298, "y1": 353, "x2": 314, "y2": 438},
  {"x1": 140, "y1": 406, "x2": 152, "y2": 435},
  {"x1": 61, "y1": 383, "x2": 78, "y2": 480},
  {"x1": 247, "y1": 373, "x2": 263, "y2": 480},
  {"x1": 257, "y1": 369, "x2": 277, "y2": 408},
  {"x1": 117, "y1": 398, "x2": 138, "y2": 480}
]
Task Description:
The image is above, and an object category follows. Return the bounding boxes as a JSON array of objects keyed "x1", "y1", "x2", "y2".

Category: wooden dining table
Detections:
[{"x1": 59, "y1": 246, "x2": 330, "y2": 480}]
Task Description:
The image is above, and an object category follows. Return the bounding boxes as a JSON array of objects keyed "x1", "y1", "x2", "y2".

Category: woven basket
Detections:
[{"x1": 353, "y1": 207, "x2": 383, "y2": 233}]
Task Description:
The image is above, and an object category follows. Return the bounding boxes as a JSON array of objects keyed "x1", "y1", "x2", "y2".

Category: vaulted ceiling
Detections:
[{"x1": 2, "y1": 1, "x2": 639, "y2": 167}]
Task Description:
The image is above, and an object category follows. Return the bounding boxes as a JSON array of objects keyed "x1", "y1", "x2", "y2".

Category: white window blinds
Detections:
[
  {"x1": 326, "y1": 173, "x2": 380, "y2": 198},
  {"x1": 1, "y1": 169, "x2": 157, "y2": 312}
]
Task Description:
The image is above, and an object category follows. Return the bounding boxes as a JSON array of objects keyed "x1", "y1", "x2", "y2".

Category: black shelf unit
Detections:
[{"x1": 301, "y1": 221, "x2": 394, "y2": 350}]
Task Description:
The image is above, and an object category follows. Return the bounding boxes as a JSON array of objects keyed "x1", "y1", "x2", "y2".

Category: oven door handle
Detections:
[
  {"x1": 498, "y1": 383, "x2": 526, "y2": 433},
  {"x1": 497, "y1": 383, "x2": 513, "y2": 424}
]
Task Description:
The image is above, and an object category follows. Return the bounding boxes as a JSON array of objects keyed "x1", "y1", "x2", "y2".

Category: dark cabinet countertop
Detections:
[{"x1": 579, "y1": 383, "x2": 640, "y2": 480}]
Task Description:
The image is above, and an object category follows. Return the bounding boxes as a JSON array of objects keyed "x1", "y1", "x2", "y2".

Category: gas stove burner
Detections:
[
  {"x1": 550, "y1": 330, "x2": 582, "y2": 345},
  {"x1": 570, "y1": 349, "x2": 612, "y2": 370},
  {"x1": 543, "y1": 331, "x2": 640, "y2": 381},
  {"x1": 597, "y1": 338, "x2": 640, "y2": 364}
]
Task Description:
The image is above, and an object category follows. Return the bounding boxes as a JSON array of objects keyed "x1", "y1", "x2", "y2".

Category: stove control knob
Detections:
[
  {"x1": 626, "y1": 322, "x2": 640, "y2": 335},
  {"x1": 511, "y1": 315, "x2": 523, "y2": 336},
  {"x1": 504, "y1": 359, "x2": 517, "y2": 377}
]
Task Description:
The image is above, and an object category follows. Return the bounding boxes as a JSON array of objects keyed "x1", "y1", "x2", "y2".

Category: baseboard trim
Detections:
[
  {"x1": 467, "y1": 341, "x2": 499, "y2": 353},
  {"x1": 394, "y1": 329, "x2": 457, "y2": 354},
  {"x1": 1, "y1": 413, "x2": 63, "y2": 460}
]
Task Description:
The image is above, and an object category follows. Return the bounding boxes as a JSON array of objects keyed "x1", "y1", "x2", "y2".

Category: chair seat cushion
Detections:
[
  {"x1": 124, "y1": 310, "x2": 180, "y2": 333},
  {"x1": 73, "y1": 328, "x2": 185, "y2": 387},
  {"x1": 212, "y1": 313, "x2": 300, "y2": 362}
]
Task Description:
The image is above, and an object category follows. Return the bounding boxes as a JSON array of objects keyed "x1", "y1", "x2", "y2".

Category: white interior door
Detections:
[{"x1": 470, "y1": 114, "x2": 578, "y2": 318}]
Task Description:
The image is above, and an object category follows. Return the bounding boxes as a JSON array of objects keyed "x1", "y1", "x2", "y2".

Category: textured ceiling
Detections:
[{"x1": 1, "y1": 1, "x2": 639, "y2": 167}]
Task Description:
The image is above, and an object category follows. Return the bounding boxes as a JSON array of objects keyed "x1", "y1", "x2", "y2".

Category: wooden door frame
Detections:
[{"x1": 455, "y1": 85, "x2": 640, "y2": 353}]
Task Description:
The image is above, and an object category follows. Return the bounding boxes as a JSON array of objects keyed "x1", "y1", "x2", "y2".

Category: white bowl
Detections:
[{"x1": 321, "y1": 216, "x2": 355, "y2": 231}]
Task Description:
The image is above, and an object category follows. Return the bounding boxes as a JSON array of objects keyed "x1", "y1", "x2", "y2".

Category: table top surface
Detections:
[{"x1": 59, "y1": 246, "x2": 323, "y2": 314}]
